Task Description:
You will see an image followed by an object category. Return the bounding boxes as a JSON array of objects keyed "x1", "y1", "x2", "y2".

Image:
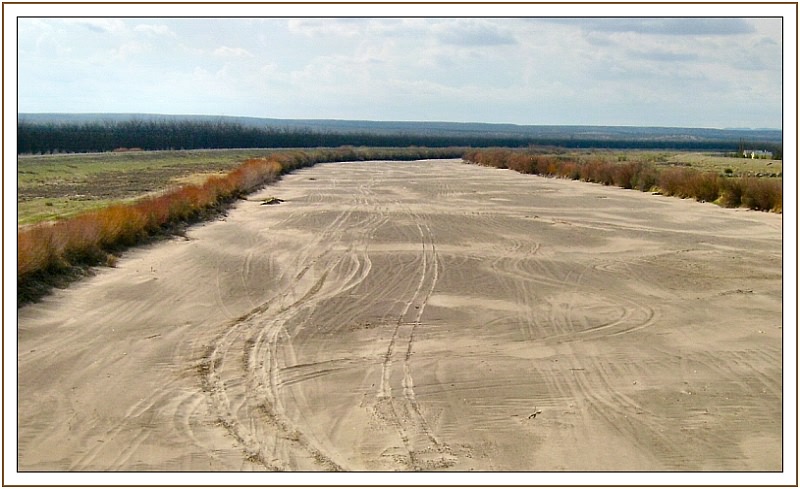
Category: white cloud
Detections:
[
  {"x1": 63, "y1": 18, "x2": 128, "y2": 35},
  {"x1": 554, "y1": 18, "x2": 756, "y2": 36},
  {"x1": 287, "y1": 18, "x2": 362, "y2": 38},
  {"x1": 107, "y1": 41, "x2": 151, "y2": 62},
  {"x1": 432, "y1": 19, "x2": 517, "y2": 47},
  {"x1": 212, "y1": 46, "x2": 255, "y2": 58},
  {"x1": 134, "y1": 24, "x2": 177, "y2": 38}
]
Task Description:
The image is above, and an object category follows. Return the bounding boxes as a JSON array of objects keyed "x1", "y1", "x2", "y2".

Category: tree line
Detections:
[{"x1": 17, "y1": 119, "x2": 776, "y2": 155}]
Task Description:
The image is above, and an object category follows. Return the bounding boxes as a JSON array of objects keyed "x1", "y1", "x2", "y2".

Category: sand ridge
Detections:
[{"x1": 17, "y1": 159, "x2": 782, "y2": 472}]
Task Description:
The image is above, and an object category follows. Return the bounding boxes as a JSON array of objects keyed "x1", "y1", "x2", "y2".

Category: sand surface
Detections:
[{"x1": 17, "y1": 159, "x2": 783, "y2": 472}]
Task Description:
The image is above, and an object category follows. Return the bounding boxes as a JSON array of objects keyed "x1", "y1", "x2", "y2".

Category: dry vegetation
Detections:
[
  {"x1": 463, "y1": 148, "x2": 782, "y2": 213},
  {"x1": 18, "y1": 149, "x2": 296, "y2": 225}
]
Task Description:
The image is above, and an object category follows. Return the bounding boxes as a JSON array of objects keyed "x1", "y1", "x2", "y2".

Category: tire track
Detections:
[
  {"x1": 200, "y1": 165, "x2": 399, "y2": 471},
  {"x1": 375, "y1": 208, "x2": 457, "y2": 470},
  {"x1": 553, "y1": 349, "x2": 690, "y2": 469},
  {"x1": 198, "y1": 171, "x2": 380, "y2": 470},
  {"x1": 201, "y1": 249, "x2": 365, "y2": 470}
]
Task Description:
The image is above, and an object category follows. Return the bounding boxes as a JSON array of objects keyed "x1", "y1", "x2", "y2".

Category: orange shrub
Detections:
[
  {"x1": 657, "y1": 168, "x2": 720, "y2": 203},
  {"x1": 137, "y1": 194, "x2": 176, "y2": 232},
  {"x1": 579, "y1": 159, "x2": 615, "y2": 185},
  {"x1": 611, "y1": 162, "x2": 637, "y2": 189},
  {"x1": 465, "y1": 148, "x2": 514, "y2": 169},
  {"x1": 506, "y1": 153, "x2": 535, "y2": 174},
  {"x1": 541, "y1": 157, "x2": 561, "y2": 176},
  {"x1": 557, "y1": 161, "x2": 581, "y2": 180},
  {"x1": 657, "y1": 168, "x2": 694, "y2": 198},
  {"x1": 687, "y1": 171, "x2": 721, "y2": 203},
  {"x1": 18, "y1": 225, "x2": 60, "y2": 277}
]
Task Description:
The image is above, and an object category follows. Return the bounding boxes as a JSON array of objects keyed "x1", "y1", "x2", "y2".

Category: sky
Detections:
[{"x1": 16, "y1": 16, "x2": 784, "y2": 129}]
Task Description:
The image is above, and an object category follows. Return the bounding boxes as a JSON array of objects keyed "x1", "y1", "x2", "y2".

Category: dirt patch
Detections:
[{"x1": 17, "y1": 163, "x2": 239, "y2": 202}]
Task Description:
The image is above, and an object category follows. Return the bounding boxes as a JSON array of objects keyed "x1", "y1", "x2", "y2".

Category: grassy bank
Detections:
[
  {"x1": 17, "y1": 146, "x2": 463, "y2": 305},
  {"x1": 463, "y1": 148, "x2": 782, "y2": 213},
  {"x1": 18, "y1": 149, "x2": 275, "y2": 225}
]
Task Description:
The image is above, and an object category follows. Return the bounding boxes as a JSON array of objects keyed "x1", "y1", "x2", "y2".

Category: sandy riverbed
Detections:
[{"x1": 17, "y1": 159, "x2": 783, "y2": 473}]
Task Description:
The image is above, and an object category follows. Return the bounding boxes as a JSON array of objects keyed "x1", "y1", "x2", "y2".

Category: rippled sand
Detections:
[{"x1": 17, "y1": 159, "x2": 783, "y2": 474}]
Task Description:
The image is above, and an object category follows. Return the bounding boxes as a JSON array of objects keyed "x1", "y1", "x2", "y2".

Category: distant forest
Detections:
[{"x1": 17, "y1": 117, "x2": 783, "y2": 156}]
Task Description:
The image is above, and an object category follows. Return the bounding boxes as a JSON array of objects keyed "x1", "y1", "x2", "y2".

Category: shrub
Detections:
[
  {"x1": 505, "y1": 153, "x2": 534, "y2": 174},
  {"x1": 537, "y1": 156, "x2": 560, "y2": 176},
  {"x1": 719, "y1": 176, "x2": 781, "y2": 212},
  {"x1": 18, "y1": 225, "x2": 60, "y2": 277},
  {"x1": 657, "y1": 168, "x2": 693, "y2": 198},
  {"x1": 687, "y1": 171, "x2": 721, "y2": 203},
  {"x1": 741, "y1": 177, "x2": 782, "y2": 212},
  {"x1": 611, "y1": 162, "x2": 637, "y2": 189},
  {"x1": 558, "y1": 161, "x2": 581, "y2": 180},
  {"x1": 464, "y1": 148, "x2": 515, "y2": 169},
  {"x1": 719, "y1": 178, "x2": 746, "y2": 208},
  {"x1": 630, "y1": 162, "x2": 659, "y2": 192},
  {"x1": 579, "y1": 159, "x2": 615, "y2": 186}
]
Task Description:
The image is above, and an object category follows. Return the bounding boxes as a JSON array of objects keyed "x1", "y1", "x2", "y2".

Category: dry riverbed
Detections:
[{"x1": 17, "y1": 159, "x2": 783, "y2": 475}]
